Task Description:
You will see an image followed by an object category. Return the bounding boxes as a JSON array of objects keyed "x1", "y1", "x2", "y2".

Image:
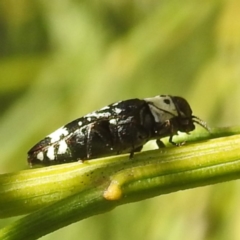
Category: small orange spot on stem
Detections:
[{"x1": 104, "y1": 180, "x2": 123, "y2": 201}]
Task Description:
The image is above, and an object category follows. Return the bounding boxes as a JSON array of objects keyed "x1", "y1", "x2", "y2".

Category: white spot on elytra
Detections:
[
  {"x1": 100, "y1": 106, "x2": 110, "y2": 111},
  {"x1": 48, "y1": 127, "x2": 69, "y2": 143},
  {"x1": 37, "y1": 152, "x2": 44, "y2": 161},
  {"x1": 85, "y1": 111, "x2": 111, "y2": 119},
  {"x1": 78, "y1": 121, "x2": 83, "y2": 126},
  {"x1": 57, "y1": 140, "x2": 68, "y2": 154},
  {"x1": 114, "y1": 108, "x2": 122, "y2": 114},
  {"x1": 109, "y1": 119, "x2": 117, "y2": 125},
  {"x1": 47, "y1": 146, "x2": 55, "y2": 160}
]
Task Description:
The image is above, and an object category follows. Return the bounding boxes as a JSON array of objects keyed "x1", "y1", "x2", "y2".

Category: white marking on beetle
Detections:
[
  {"x1": 37, "y1": 152, "x2": 44, "y2": 161},
  {"x1": 48, "y1": 127, "x2": 69, "y2": 143},
  {"x1": 46, "y1": 146, "x2": 55, "y2": 160},
  {"x1": 100, "y1": 106, "x2": 110, "y2": 111},
  {"x1": 144, "y1": 96, "x2": 178, "y2": 123},
  {"x1": 85, "y1": 111, "x2": 111, "y2": 119},
  {"x1": 78, "y1": 121, "x2": 83, "y2": 126},
  {"x1": 114, "y1": 108, "x2": 122, "y2": 114},
  {"x1": 57, "y1": 140, "x2": 68, "y2": 154},
  {"x1": 109, "y1": 119, "x2": 117, "y2": 125}
]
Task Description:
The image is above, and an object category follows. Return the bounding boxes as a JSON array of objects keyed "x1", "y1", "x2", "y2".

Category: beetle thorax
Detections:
[{"x1": 144, "y1": 95, "x2": 178, "y2": 123}]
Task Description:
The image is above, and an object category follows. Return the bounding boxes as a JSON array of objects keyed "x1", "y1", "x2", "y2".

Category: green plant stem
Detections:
[{"x1": 0, "y1": 127, "x2": 240, "y2": 239}]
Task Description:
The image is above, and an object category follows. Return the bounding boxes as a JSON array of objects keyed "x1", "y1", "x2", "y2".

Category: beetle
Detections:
[{"x1": 28, "y1": 95, "x2": 209, "y2": 167}]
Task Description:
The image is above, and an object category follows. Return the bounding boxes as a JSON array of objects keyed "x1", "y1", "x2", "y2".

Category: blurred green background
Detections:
[{"x1": 1, "y1": 0, "x2": 240, "y2": 239}]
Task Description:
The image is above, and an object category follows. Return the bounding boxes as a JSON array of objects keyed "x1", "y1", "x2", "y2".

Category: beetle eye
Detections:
[{"x1": 179, "y1": 118, "x2": 195, "y2": 132}]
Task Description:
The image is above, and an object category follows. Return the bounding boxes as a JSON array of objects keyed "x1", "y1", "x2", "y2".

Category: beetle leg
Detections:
[
  {"x1": 156, "y1": 139, "x2": 165, "y2": 148},
  {"x1": 169, "y1": 135, "x2": 185, "y2": 146}
]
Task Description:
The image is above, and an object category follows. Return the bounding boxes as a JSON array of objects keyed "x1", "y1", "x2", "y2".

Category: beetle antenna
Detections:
[{"x1": 192, "y1": 116, "x2": 210, "y2": 132}]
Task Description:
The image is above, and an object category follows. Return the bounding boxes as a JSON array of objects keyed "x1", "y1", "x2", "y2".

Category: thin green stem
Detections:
[{"x1": 0, "y1": 127, "x2": 240, "y2": 239}]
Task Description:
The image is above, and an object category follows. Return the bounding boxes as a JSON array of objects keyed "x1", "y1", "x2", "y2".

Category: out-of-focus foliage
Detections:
[{"x1": 0, "y1": 0, "x2": 240, "y2": 239}]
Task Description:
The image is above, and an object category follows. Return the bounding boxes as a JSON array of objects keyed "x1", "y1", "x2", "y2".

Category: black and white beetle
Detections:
[{"x1": 28, "y1": 95, "x2": 209, "y2": 167}]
